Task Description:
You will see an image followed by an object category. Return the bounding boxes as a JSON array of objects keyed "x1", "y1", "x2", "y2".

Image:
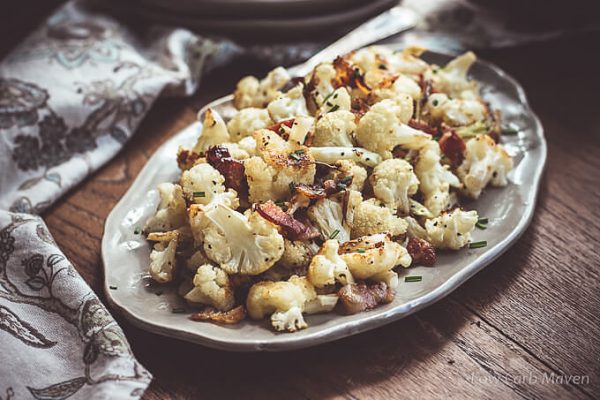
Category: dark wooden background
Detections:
[{"x1": 2, "y1": 2, "x2": 599, "y2": 399}]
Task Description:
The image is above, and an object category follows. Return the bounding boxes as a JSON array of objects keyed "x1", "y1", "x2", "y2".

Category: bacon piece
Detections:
[
  {"x1": 351, "y1": 97, "x2": 370, "y2": 120},
  {"x1": 206, "y1": 145, "x2": 249, "y2": 198},
  {"x1": 190, "y1": 305, "x2": 246, "y2": 325},
  {"x1": 337, "y1": 282, "x2": 395, "y2": 315},
  {"x1": 255, "y1": 200, "x2": 320, "y2": 241},
  {"x1": 408, "y1": 118, "x2": 440, "y2": 137},
  {"x1": 439, "y1": 130, "x2": 466, "y2": 167},
  {"x1": 177, "y1": 148, "x2": 199, "y2": 171},
  {"x1": 406, "y1": 237, "x2": 436, "y2": 266},
  {"x1": 267, "y1": 119, "x2": 295, "y2": 139}
]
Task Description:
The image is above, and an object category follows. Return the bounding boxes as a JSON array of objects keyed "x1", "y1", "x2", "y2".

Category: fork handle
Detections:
[{"x1": 287, "y1": 6, "x2": 417, "y2": 77}]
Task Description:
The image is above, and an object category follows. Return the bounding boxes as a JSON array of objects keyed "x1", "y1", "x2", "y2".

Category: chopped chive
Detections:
[
  {"x1": 193, "y1": 191, "x2": 206, "y2": 197},
  {"x1": 469, "y1": 240, "x2": 487, "y2": 249},
  {"x1": 322, "y1": 91, "x2": 335, "y2": 104},
  {"x1": 478, "y1": 217, "x2": 488, "y2": 224},
  {"x1": 133, "y1": 228, "x2": 141, "y2": 235},
  {"x1": 171, "y1": 307, "x2": 186, "y2": 314},
  {"x1": 357, "y1": 248, "x2": 366, "y2": 253},
  {"x1": 109, "y1": 285, "x2": 118, "y2": 290},
  {"x1": 476, "y1": 221, "x2": 487, "y2": 230},
  {"x1": 329, "y1": 229, "x2": 340, "y2": 239},
  {"x1": 288, "y1": 182, "x2": 296, "y2": 193},
  {"x1": 289, "y1": 152, "x2": 301, "y2": 161},
  {"x1": 329, "y1": 104, "x2": 339, "y2": 113},
  {"x1": 502, "y1": 127, "x2": 519, "y2": 135},
  {"x1": 378, "y1": 63, "x2": 387, "y2": 70},
  {"x1": 405, "y1": 276, "x2": 422, "y2": 283},
  {"x1": 336, "y1": 183, "x2": 347, "y2": 191},
  {"x1": 294, "y1": 148, "x2": 305, "y2": 154},
  {"x1": 275, "y1": 201, "x2": 285, "y2": 207}
]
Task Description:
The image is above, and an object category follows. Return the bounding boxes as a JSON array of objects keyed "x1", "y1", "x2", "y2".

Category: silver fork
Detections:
[{"x1": 200, "y1": 6, "x2": 417, "y2": 114}]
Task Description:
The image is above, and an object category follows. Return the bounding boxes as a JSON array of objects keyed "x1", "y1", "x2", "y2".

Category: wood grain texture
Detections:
[{"x1": 30, "y1": 28, "x2": 600, "y2": 400}]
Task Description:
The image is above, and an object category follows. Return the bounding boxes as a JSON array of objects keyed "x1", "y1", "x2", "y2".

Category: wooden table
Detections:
[{"x1": 16, "y1": 17, "x2": 597, "y2": 399}]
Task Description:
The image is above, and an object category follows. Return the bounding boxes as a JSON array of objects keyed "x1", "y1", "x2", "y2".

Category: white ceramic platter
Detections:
[{"x1": 102, "y1": 49, "x2": 546, "y2": 352}]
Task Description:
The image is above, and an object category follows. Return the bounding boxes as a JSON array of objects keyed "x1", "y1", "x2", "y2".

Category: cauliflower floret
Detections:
[
  {"x1": 405, "y1": 216, "x2": 429, "y2": 240},
  {"x1": 193, "y1": 108, "x2": 230, "y2": 154},
  {"x1": 144, "y1": 183, "x2": 187, "y2": 233},
  {"x1": 234, "y1": 66, "x2": 290, "y2": 109},
  {"x1": 388, "y1": 46, "x2": 431, "y2": 76},
  {"x1": 415, "y1": 141, "x2": 461, "y2": 217},
  {"x1": 318, "y1": 87, "x2": 352, "y2": 114},
  {"x1": 306, "y1": 62, "x2": 337, "y2": 108},
  {"x1": 340, "y1": 233, "x2": 411, "y2": 286},
  {"x1": 246, "y1": 279, "x2": 308, "y2": 332},
  {"x1": 188, "y1": 191, "x2": 240, "y2": 244},
  {"x1": 288, "y1": 116, "x2": 314, "y2": 146},
  {"x1": 219, "y1": 142, "x2": 251, "y2": 160},
  {"x1": 276, "y1": 239, "x2": 315, "y2": 270},
  {"x1": 370, "y1": 159, "x2": 419, "y2": 215},
  {"x1": 355, "y1": 99, "x2": 430, "y2": 159},
  {"x1": 308, "y1": 240, "x2": 354, "y2": 288},
  {"x1": 457, "y1": 134, "x2": 513, "y2": 199},
  {"x1": 148, "y1": 234, "x2": 178, "y2": 283},
  {"x1": 245, "y1": 129, "x2": 316, "y2": 203},
  {"x1": 369, "y1": 74, "x2": 422, "y2": 103},
  {"x1": 426, "y1": 52, "x2": 479, "y2": 99},
  {"x1": 267, "y1": 84, "x2": 309, "y2": 122},
  {"x1": 185, "y1": 250, "x2": 211, "y2": 272},
  {"x1": 313, "y1": 110, "x2": 356, "y2": 147},
  {"x1": 184, "y1": 264, "x2": 235, "y2": 311},
  {"x1": 201, "y1": 204, "x2": 284, "y2": 275},
  {"x1": 288, "y1": 275, "x2": 338, "y2": 314},
  {"x1": 310, "y1": 146, "x2": 381, "y2": 168},
  {"x1": 330, "y1": 160, "x2": 367, "y2": 191},
  {"x1": 351, "y1": 198, "x2": 408, "y2": 238},
  {"x1": 425, "y1": 209, "x2": 478, "y2": 250},
  {"x1": 180, "y1": 163, "x2": 229, "y2": 205},
  {"x1": 307, "y1": 198, "x2": 350, "y2": 242},
  {"x1": 237, "y1": 136, "x2": 257, "y2": 157},
  {"x1": 425, "y1": 93, "x2": 487, "y2": 127},
  {"x1": 226, "y1": 108, "x2": 273, "y2": 141},
  {"x1": 342, "y1": 189, "x2": 363, "y2": 232}
]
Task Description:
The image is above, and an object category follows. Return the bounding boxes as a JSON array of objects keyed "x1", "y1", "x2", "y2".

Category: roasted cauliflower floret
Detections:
[
  {"x1": 144, "y1": 183, "x2": 187, "y2": 233},
  {"x1": 424, "y1": 93, "x2": 487, "y2": 127},
  {"x1": 226, "y1": 108, "x2": 273, "y2": 141},
  {"x1": 267, "y1": 84, "x2": 309, "y2": 122},
  {"x1": 184, "y1": 264, "x2": 235, "y2": 311},
  {"x1": 319, "y1": 87, "x2": 352, "y2": 114},
  {"x1": 457, "y1": 134, "x2": 513, "y2": 199},
  {"x1": 425, "y1": 209, "x2": 478, "y2": 250},
  {"x1": 148, "y1": 234, "x2": 178, "y2": 283},
  {"x1": 193, "y1": 108, "x2": 230, "y2": 154},
  {"x1": 308, "y1": 240, "x2": 354, "y2": 288},
  {"x1": 307, "y1": 198, "x2": 350, "y2": 242},
  {"x1": 180, "y1": 163, "x2": 230, "y2": 205},
  {"x1": 234, "y1": 66, "x2": 290, "y2": 109},
  {"x1": 340, "y1": 233, "x2": 411, "y2": 287},
  {"x1": 306, "y1": 62, "x2": 337, "y2": 108},
  {"x1": 202, "y1": 204, "x2": 284, "y2": 275},
  {"x1": 370, "y1": 159, "x2": 419, "y2": 215},
  {"x1": 427, "y1": 52, "x2": 478, "y2": 99},
  {"x1": 355, "y1": 99, "x2": 429, "y2": 158},
  {"x1": 246, "y1": 279, "x2": 308, "y2": 332},
  {"x1": 277, "y1": 239, "x2": 315, "y2": 270},
  {"x1": 313, "y1": 110, "x2": 356, "y2": 147},
  {"x1": 310, "y1": 146, "x2": 381, "y2": 168},
  {"x1": 415, "y1": 141, "x2": 461, "y2": 217},
  {"x1": 351, "y1": 198, "x2": 408, "y2": 238},
  {"x1": 330, "y1": 160, "x2": 367, "y2": 191},
  {"x1": 245, "y1": 129, "x2": 316, "y2": 203}
]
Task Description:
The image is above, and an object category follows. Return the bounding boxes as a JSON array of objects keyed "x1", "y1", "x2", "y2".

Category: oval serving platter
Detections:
[{"x1": 102, "y1": 49, "x2": 546, "y2": 352}]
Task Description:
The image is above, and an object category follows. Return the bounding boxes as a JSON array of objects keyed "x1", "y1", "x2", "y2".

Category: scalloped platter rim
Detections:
[{"x1": 101, "y1": 48, "x2": 546, "y2": 352}]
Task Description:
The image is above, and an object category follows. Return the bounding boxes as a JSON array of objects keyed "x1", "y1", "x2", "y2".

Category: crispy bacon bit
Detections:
[
  {"x1": 351, "y1": 97, "x2": 370, "y2": 120},
  {"x1": 408, "y1": 118, "x2": 441, "y2": 137},
  {"x1": 206, "y1": 145, "x2": 249, "y2": 198},
  {"x1": 190, "y1": 305, "x2": 246, "y2": 325},
  {"x1": 337, "y1": 282, "x2": 395, "y2": 315},
  {"x1": 439, "y1": 130, "x2": 466, "y2": 167},
  {"x1": 255, "y1": 200, "x2": 320, "y2": 241},
  {"x1": 406, "y1": 237, "x2": 436, "y2": 266},
  {"x1": 177, "y1": 148, "x2": 199, "y2": 171},
  {"x1": 333, "y1": 56, "x2": 371, "y2": 96},
  {"x1": 281, "y1": 76, "x2": 304, "y2": 93},
  {"x1": 267, "y1": 119, "x2": 295, "y2": 139}
]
